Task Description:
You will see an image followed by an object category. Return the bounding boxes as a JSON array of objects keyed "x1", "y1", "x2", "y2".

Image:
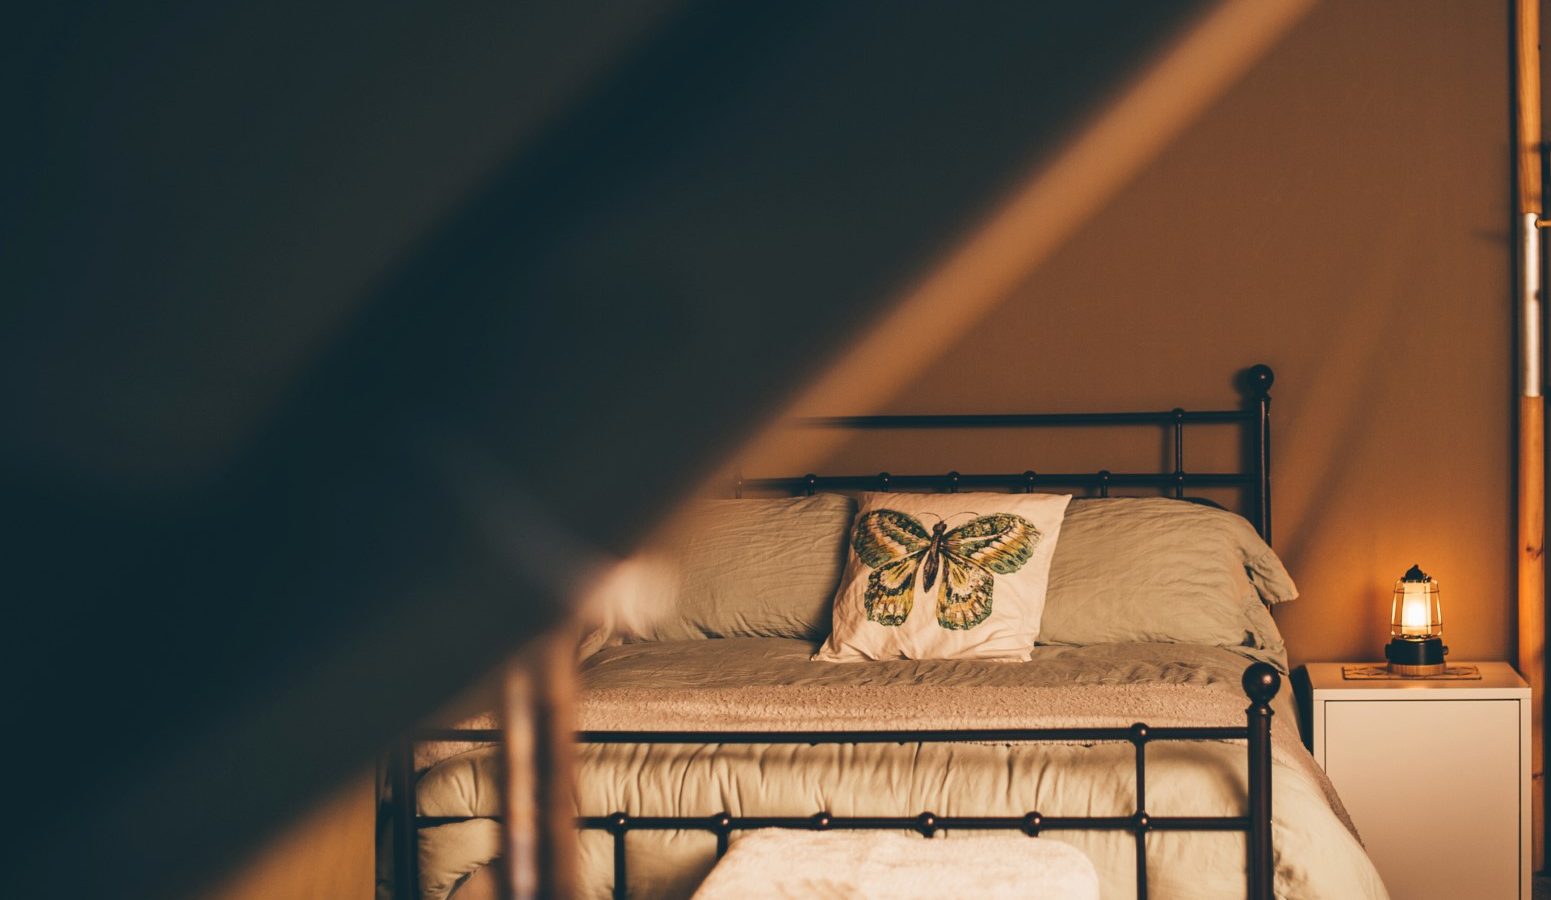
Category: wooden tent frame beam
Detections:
[{"x1": 1515, "y1": 0, "x2": 1546, "y2": 873}]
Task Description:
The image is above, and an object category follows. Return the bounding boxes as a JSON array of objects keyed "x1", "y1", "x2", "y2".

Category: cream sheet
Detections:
[{"x1": 407, "y1": 640, "x2": 1387, "y2": 900}]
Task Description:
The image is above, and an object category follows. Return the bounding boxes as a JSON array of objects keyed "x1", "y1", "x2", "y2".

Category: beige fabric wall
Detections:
[{"x1": 747, "y1": 0, "x2": 1512, "y2": 668}]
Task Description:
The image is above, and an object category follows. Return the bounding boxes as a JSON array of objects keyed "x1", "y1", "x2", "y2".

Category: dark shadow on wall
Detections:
[{"x1": 0, "y1": 2, "x2": 1214, "y2": 897}]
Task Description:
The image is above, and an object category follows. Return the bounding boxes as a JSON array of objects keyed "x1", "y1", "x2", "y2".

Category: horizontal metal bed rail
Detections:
[
  {"x1": 740, "y1": 471, "x2": 1254, "y2": 495},
  {"x1": 793, "y1": 409, "x2": 1254, "y2": 428},
  {"x1": 418, "y1": 813, "x2": 1254, "y2": 831},
  {"x1": 413, "y1": 725, "x2": 1248, "y2": 745},
  {"x1": 575, "y1": 813, "x2": 1254, "y2": 833}
]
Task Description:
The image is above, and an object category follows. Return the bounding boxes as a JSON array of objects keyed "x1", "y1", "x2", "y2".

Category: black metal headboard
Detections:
[{"x1": 738, "y1": 363, "x2": 1276, "y2": 545}]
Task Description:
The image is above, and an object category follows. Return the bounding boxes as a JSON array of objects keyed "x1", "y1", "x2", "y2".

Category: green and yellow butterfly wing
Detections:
[
  {"x1": 933, "y1": 513, "x2": 1041, "y2": 630},
  {"x1": 852, "y1": 509, "x2": 932, "y2": 566},
  {"x1": 941, "y1": 513, "x2": 1039, "y2": 574},
  {"x1": 936, "y1": 552, "x2": 995, "y2": 630},
  {"x1": 852, "y1": 509, "x2": 932, "y2": 626},
  {"x1": 865, "y1": 554, "x2": 920, "y2": 626}
]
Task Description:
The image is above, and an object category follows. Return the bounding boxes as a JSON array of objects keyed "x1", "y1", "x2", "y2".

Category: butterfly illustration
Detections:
[{"x1": 851, "y1": 509, "x2": 1040, "y2": 630}]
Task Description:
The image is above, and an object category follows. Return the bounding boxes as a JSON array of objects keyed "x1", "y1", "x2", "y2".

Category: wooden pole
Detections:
[
  {"x1": 1514, "y1": 0, "x2": 1547, "y2": 873},
  {"x1": 499, "y1": 629, "x2": 578, "y2": 899},
  {"x1": 531, "y1": 631, "x2": 578, "y2": 899},
  {"x1": 498, "y1": 662, "x2": 536, "y2": 898}
]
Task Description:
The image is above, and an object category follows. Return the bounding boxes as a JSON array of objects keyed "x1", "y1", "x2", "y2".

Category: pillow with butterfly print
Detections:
[{"x1": 814, "y1": 491, "x2": 1072, "y2": 661}]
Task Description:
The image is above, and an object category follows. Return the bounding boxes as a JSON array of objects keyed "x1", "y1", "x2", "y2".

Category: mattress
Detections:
[{"x1": 405, "y1": 639, "x2": 1388, "y2": 900}]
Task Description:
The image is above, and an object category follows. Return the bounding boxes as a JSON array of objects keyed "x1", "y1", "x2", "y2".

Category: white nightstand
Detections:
[{"x1": 1306, "y1": 662, "x2": 1530, "y2": 900}]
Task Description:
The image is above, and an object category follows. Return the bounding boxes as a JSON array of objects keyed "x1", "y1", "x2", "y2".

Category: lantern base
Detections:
[
  {"x1": 1384, "y1": 636, "x2": 1446, "y2": 677},
  {"x1": 1386, "y1": 660, "x2": 1446, "y2": 677}
]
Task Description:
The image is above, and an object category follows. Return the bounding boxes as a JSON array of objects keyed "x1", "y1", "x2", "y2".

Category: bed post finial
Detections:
[
  {"x1": 1241, "y1": 661, "x2": 1280, "y2": 705},
  {"x1": 1247, "y1": 363, "x2": 1275, "y2": 398}
]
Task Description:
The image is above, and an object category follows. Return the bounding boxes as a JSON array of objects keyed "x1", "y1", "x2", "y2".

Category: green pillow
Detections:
[
  {"x1": 636, "y1": 493, "x2": 856, "y2": 641},
  {"x1": 1038, "y1": 498, "x2": 1295, "y2": 650}
]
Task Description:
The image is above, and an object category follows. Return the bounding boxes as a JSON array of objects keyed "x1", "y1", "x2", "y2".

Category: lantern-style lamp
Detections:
[{"x1": 1384, "y1": 564, "x2": 1445, "y2": 676}]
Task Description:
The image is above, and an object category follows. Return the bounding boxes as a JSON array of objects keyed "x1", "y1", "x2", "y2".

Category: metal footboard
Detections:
[{"x1": 393, "y1": 662, "x2": 1281, "y2": 900}]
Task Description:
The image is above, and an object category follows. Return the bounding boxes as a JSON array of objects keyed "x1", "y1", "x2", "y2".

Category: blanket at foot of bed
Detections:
[{"x1": 690, "y1": 831, "x2": 1100, "y2": 900}]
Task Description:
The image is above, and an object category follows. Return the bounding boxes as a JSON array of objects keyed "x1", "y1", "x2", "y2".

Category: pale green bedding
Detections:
[{"x1": 409, "y1": 640, "x2": 1387, "y2": 900}]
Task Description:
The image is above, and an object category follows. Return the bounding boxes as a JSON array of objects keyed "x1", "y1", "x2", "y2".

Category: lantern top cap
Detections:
[{"x1": 1401, "y1": 564, "x2": 1430, "y2": 583}]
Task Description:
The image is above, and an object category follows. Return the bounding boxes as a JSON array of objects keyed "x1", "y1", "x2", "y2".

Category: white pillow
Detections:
[{"x1": 815, "y1": 492, "x2": 1071, "y2": 661}]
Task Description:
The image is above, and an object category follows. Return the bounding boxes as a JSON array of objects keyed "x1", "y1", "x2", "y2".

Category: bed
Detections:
[{"x1": 382, "y1": 364, "x2": 1391, "y2": 900}]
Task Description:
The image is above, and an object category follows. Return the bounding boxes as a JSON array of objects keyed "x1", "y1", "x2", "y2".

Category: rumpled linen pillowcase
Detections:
[
  {"x1": 1037, "y1": 497, "x2": 1297, "y2": 650},
  {"x1": 815, "y1": 492, "x2": 1072, "y2": 661},
  {"x1": 594, "y1": 493, "x2": 857, "y2": 646}
]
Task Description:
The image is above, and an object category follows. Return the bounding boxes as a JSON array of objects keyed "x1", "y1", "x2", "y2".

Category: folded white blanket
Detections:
[{"x1": 690, "y1": 831, "x2": 1100, "y2": 900}]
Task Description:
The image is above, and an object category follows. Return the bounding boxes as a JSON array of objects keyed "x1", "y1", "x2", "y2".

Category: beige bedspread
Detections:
[{"x1": 405, "y1": 640, "x2": 1388, "y2": 900}]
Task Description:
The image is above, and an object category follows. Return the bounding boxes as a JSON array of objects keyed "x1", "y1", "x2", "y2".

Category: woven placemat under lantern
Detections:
[{"x1": 1342, "y1": 664, "x2": 1480, "y2": 681}]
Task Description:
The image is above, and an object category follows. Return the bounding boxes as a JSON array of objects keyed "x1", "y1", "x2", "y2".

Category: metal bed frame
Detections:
[{"x1": 391, "y1": 363, "x2": 1283, "y2": 900}]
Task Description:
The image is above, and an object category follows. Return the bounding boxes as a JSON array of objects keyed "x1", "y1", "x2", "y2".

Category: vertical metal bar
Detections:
[
  {"x1": 714, "y1": 812, "x2": 732, "y2": 858},
  {"x1": 1135, "y1": 829, "x2": 1149, "y2": 900},
  {"x1": 1133, "y1": 723, "x2": 1149, "y2": 900},
  {"x1": 1171, "y1": 408, "x2": 1185, "y2": 499},
  {"x1": 734, "y1": 471, "x2": 743, "y2": 499},
  {"x1": 390, "y1": 737, "x2": 418, "y2": 900},
  {"x1": 610, "y1": 815, "x2": 628, "y2": 900},
  {"x1": 1098, "y1": 469, "x2": 1111, "y2": 498},
  {"x1": 1246, "y1": 365, "x2": 1274, "y2": 544},
  {"x1": 804, "y1": 473, "x2": 817, "y2": 496},
  {"x1": 1242, "y1": 663, "x2": 1280, "y2": 900},
  {"x1": 1133, "y1": 727, "x2": 1147, "y2": 813}
]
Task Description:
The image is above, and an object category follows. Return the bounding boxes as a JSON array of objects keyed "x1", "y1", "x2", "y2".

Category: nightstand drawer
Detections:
[{"x1": 1323, "y1": 699, "x2": 1520, "y2": 900}]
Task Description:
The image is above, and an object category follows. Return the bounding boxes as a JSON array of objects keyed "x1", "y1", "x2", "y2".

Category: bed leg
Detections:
[
  {"x1": 1243, "y1": 662, "x2": 1280, "y2": 900},
  {"x1": 391, "y1": 736, "x2": 419, "y2": 900}
]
